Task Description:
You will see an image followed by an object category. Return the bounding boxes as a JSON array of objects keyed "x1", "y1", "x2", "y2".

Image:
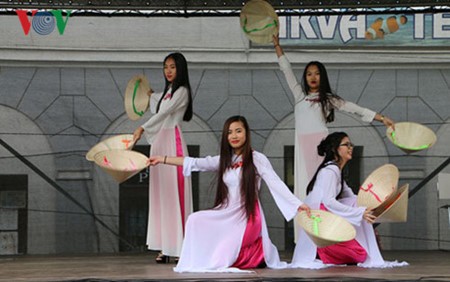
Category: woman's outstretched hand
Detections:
[
  {"x1": 273, "y1": 34, "x2": 284, "y2": 57},
  {"x1": 383, "y1": 116, "x2": 395, "y2": 130},
  {"x1": 147, "y1": 156, "x2": 163, "y2": 166},
  {"x1": 298, "y1": 204, "x2": 311, "y2": 217},
  {"x1": 273, "y1": 34, "x2": 280, "y2": 46},
  {"x1": 364, "y1": 208, "x2": 377, "y2": 224},
  {"x1": 377, "y1": 113, "x2": 395, "y2": 130},
  {"x1": 133, "y1": 127, "x2": 144, "y2": 142}
]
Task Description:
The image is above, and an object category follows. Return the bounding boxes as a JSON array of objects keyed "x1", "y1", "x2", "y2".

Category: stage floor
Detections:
[{"x1": 1, "y1": 251, "x2": 450, "y2": 282}]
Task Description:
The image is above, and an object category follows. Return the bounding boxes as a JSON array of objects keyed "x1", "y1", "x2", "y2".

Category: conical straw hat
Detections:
[
  {"x1": 374, "y1": 183, "x2": 409, "y2": 223},
  {"x1": 386, "y1": 122, "x2": 437, "y2": 154},
  {"x1": 86, "y1": 134, "x2": 135, "y2": 161},
  {"x1": 125, "y1": 74, "x2": 151, "y2": 121},
  {"x1": 296, "y1": 210, "x2": 356, "y2": 247},
  {"x1": 240, "y1": 0, "x2": 279, "y2": 44},
  {"x1": 93, "y1": 150, "x2": 148, "y2": 183},
  {"x1": 357, "y1": 164, "x2": 399, "y2": 209}
]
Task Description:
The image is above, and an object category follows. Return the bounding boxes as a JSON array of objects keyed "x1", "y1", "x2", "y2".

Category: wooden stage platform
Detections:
[{"x1": 1, "y1": 251, "x2": 450, "y2": 281}]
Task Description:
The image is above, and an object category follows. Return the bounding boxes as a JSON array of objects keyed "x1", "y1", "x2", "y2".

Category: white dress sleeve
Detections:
[
  {"x1": 316, "y1": 166, "x2": 365, "y2": 226},
  {"x1": 141, "y1": 86, "x2": 188, "y2": 143},
  {"x1": 253, "y1": 151, "x2": 302, "y2": 221},
  {"x1": 182, "y1": 155, "x2": 220, "y2": 177},
  {"x1": 332, "y1": 98, "x2": 376, "y2": 123},
  {"x1": 278, "y1": 55, "x2": 305, "y2": 103},
  {"x1": 340, "y1": 181, "x2": 357, "y2": 200},
  {"x1": 149, "y1": 92, "x2": 163, "y2": 114}
]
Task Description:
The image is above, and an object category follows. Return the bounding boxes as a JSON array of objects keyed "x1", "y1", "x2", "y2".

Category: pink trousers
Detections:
[{"x1": 317, "y1": 204, "x2": 367, "y2": 264}]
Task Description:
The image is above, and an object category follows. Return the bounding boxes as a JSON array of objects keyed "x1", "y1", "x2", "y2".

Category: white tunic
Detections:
[
  {"x1": 142, "y1": 86, "x2": 193, "y2": 257},
  {"x1": 142, "y1": 87, "x2": 188, "y2": 144},
  {"x1": 174, "y1": 151, "x2": 303, "y2": 273},
  {"x1": 278, "y1": 55, "x2": 376, "y2": 240},
  {"x1": 290, "y1": 163, "x2": 408, "y2": 269}
]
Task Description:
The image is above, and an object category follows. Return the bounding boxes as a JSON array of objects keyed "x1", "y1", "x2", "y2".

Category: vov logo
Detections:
[{"x1": 16, "y1": 10, "x2": 71, "y2": 35}]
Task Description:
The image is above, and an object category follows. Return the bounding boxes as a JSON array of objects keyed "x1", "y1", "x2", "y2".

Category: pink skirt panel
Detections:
[
  {"x1": 299, "y1": 132, "x2": 327, "y2": 180},
  {"x1": 317, "y1": 204, "x2": 367, "y2": 265},
  {"x1": 175, "y1": 126, "x2": 185, "y2": 232},
  {"x1": 231, "y1": 201, "x2": 265, "y2": 269}
]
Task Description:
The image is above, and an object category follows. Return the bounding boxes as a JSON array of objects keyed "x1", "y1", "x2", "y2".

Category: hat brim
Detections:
[
  {"x1": 94, "y1": 149, "x2": 148, "y2": 183},
  {"x1": 297, "y1": 210, "x2": 356, "y2": 247},
  {"x1": 125, "y1": 75, "x2": 151, "y2": 121},
  {"x1": 240, "y1": 0, "x2": 279, "y2": 44},
  {"x1": 357, "y1": 164, "x2": 399, "y2": 210},
  {"x1": 86, "y1": 134, "x2": 136, "y2": 161},
  {"x1": 386, "y1": 122, "x2": 437, "y2": 154},
  {"x1": 374, "y1": 184, "x2": 409, "y2": 223}
]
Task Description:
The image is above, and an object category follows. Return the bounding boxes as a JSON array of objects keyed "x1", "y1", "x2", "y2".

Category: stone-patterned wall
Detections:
[{"x1": 1, "y1": 64, "x2": 449, "y2": 253}]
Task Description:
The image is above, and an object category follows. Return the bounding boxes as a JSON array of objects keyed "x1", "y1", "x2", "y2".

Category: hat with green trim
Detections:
[
  {"x1": 297, "y1": 210, "x2": 356, "y2": 247},
  {"x1": 125, "y1": 75, "x2": 151, "y2": 120},
  {"x1": 386, "y1": 122, "x2": 436, "y2": 154},
  {"x1": 240, "y1": 0, "x2": 279, "y2": 44}
]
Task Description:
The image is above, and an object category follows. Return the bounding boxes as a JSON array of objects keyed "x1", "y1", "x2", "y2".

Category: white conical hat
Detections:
[
  {"x1": 357, "y1": 164, "x2": 399, "y2": 209},
  {"x1": 240, "y1": 0, "x2": 279, "y2": 44},
  {"x1": 86, "y1": 134, "x2": 135, "y2": 161},
  {"x1": 386, "y1": 122, "x2": 437, "y2": 154},
  {"x1": 93, "y1": 150, "x2": 148, "y2": 183},
  {"x1": 124, "y1": 74, "x2": 151, "y2": 121},
  {"x1": 297, "y1": 210, "x2": 356, "y2": 247},
  {"x1": 374, "y1": 183, "x2": 409, "y2": 223}
]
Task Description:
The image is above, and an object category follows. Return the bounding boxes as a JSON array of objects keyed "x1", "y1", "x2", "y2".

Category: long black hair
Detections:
[
  {"x1": 155, "y1": 52, "x2": 193, "y2": 121},
  {"x1": 301, "y1": 61, "x2": 342, "y2": 123},
  {"x1": 215, "y1": 115, "x2": 258, "y2": 220},
  {"x1": 306, "y1": 132, "x2": 348, "y2": 199}
]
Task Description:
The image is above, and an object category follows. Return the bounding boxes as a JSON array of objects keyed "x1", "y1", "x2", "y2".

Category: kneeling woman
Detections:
[
  {"x1": 148, "y1": 115, "x2": 310, "y2": 272},
  {"x1": 290, "y1": 132, "x2": 407, "y2": 269}
]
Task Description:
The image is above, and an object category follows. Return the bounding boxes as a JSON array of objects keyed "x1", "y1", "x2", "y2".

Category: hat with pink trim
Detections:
[
  {"x1": 86, "y1": 134, "x2": 135, "y2": 161},
  {"x1": 94, "y1": 150, "x2": 148, "y2": 183}
]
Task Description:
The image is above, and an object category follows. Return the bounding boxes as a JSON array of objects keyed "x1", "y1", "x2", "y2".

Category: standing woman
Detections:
[
  {"x1": 273, "y1": 34, "x2": 395, "y2": 204},
  {"x1": 148, "y1": 116, "x2": 310, "y2": 272},
  {"x1": 291, "y1": 132, "x2": 407, "y2": 268},
  {"x1": 133, "y1": 52, "x2": 193, "y2": 263}
]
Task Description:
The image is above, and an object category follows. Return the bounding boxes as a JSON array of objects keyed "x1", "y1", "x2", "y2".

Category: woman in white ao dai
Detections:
[
  {"x1": 148, "y1": 116, "x2": 310, "y2": 272},
  {"x1": 291, "y1": 132, "x2": 407, "y2": 269}
]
